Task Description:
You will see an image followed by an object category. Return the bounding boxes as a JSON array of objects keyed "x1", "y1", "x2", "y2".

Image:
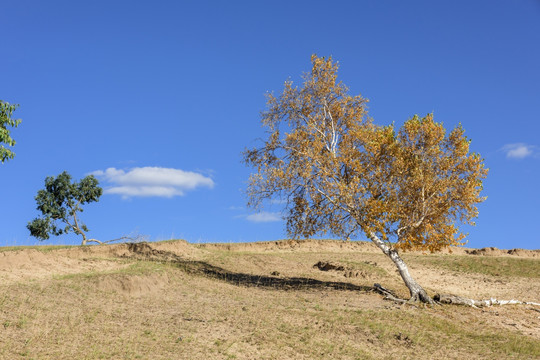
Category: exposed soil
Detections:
[
  {"x1": 0, "y1": 240, "x2": 200, "y2": 285},
  {"x1": 198, "y1": 239, "x2": 540, "y2": 257},
  {"x1": 465, "y1": 246, "x2": 540, "y2": 257}
]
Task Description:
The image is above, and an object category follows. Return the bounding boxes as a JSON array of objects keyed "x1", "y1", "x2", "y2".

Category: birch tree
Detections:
[{"x1": 244, "y1": 55, "x2": 488, "y2": 303}]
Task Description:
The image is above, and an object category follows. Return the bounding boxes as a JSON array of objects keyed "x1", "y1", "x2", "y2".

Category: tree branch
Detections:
[
  {"x1": 434, "y1": 294, "x2": 540, "y2": 308},
  {"x1": 82, "y1": 235, "x2": 148, "y2": 246}
]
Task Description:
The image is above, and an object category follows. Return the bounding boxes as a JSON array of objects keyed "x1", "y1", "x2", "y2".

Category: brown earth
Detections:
[
  {"x1": 199, "y1": 239, "x2": 540, "y2": 257},
  {"x1": 2, "y1": 240, "x2": 538, "y2": 286},
  {"x1": 0, "y1": 239, "x2": 539, "y2": 359}
]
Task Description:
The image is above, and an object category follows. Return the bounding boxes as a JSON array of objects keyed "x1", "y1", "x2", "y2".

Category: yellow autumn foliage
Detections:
[{"x1": 244, "y1": 55, "x2": 488, "y2": 254}]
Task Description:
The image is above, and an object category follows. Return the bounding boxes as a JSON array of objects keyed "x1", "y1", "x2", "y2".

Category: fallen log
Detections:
[{"x1": 434, "y1": 294, "x2": 540, "y2": 308}]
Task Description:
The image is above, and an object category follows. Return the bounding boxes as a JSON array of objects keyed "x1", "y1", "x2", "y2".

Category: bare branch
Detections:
[
  {"x1": 83, "y1": 234, "x2": 149, "y2": 246},
  {"x1": 434, "y1": 294, "x2": 540, "y2": 308}
]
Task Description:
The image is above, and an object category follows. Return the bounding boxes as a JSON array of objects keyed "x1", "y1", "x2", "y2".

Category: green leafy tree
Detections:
[
  {"x1": 28, "y1": 171, "x2": 104, "y2": 245},
  {"x1": 0, "y1": 100, "x2": 21, "y2": 163}
]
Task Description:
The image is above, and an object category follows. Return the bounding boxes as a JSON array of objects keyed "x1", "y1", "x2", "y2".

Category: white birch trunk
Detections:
[{"x1": 367, "y1": 232, "x2": 434, "y2": 304}]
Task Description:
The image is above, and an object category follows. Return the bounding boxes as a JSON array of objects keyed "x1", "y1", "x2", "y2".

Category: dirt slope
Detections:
[{"x1": 0, "y1": 240, "x2": 539, "y2": 359}]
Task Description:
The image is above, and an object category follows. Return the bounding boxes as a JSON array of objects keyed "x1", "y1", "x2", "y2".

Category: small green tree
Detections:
[
  {"x1": 28, "y1": 171, "x2": 104, "y2": 245},
  {"x1": 0, "y1": 100, "x2": 21, "y2": 163}
]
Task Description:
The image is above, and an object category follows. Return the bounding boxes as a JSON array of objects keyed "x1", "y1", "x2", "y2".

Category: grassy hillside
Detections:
[{"x1": 1, "y1": 240, "x2": 539, "y2": 359}]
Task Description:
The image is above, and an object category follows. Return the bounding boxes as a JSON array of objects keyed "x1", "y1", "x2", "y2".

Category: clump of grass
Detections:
[
  {"x1": 340, "y1": 259, "x2": 389, "y2": 277},
  {"x1": 54, "y1": 260, "x2": 173, "y2": 281},
  {"x1": 119, "y1": 260, "x2": 175, "y2": 275},
  {"x1": 406, "y1": 255, "x2": 540, "y2": 278},
  {"x1": 0, "y1": 244, "x2": 76, "y2": 253},
  {"x1": 347, "y1": 308, "x2": 540, "y2": 358}
]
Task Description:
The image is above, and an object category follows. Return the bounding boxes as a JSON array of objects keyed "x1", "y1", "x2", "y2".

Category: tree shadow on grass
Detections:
[
  {"x1": 124, "y1": 242, "x2": 374, "y2": 293},
  {"x1": 176, "y1": 260, "x2": 374, "y2": 292}
]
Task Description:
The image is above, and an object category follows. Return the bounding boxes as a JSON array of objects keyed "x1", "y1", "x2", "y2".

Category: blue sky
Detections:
[{"x1": 1, "y1": 0, "x2": 539, "y2": 249}]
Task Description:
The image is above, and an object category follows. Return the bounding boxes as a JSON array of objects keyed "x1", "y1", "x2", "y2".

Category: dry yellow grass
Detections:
[{"x1": 1, "y1": 240, "x2": 539, "y2": 359}]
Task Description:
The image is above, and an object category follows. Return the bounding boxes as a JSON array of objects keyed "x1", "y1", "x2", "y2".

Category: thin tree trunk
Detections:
[
  {"x1": 366, "y1": 231, "x2": 434, "y2": 304},
  {"x1": 81, "y1": 234, "x2": 88, "y2": 246},
  {"x1": 70, "y1": 211, "x2": 89, "y2": 246}
]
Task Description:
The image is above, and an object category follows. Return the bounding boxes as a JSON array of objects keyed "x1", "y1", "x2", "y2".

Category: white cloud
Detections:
[
  {"x1": 106, "y1": 186, "x2": 184, "y2": 198},
  {"x1": 502, "y1": 143, "x2": 536, "y2": 159},
  {"x1": 91, "y1": 167, "x2": 214, "y2": 199},
  {"x1": 246, "y1": 211, "x2": 282, "y2": 223},
  {"x1": 228, "y1": 206, "x2": 244, "y2": 211}
]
